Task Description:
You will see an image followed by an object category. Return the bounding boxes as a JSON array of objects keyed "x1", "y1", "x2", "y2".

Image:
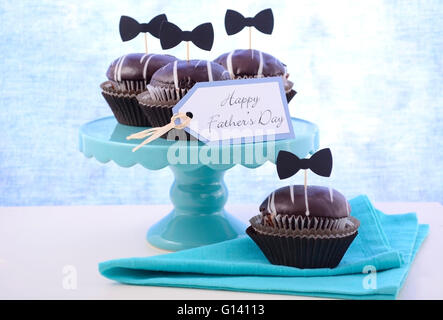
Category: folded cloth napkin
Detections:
[{"x1": 99, "y1": 195, "x2": 429, "y2": 299}]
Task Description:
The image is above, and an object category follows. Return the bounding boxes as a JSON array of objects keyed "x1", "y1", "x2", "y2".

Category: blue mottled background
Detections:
[{"x1": 0, "y1": 0, "x2": 442, "y2": 206}]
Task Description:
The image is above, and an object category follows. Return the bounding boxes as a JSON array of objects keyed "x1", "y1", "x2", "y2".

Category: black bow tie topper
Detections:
[
  {"x1": 277, "y1": 148, "x2": 333, "y2": 179},
  {"x1": 224, "y1": 8, "x2": 274, "y2": 49},
  {"x1": 276, "y1": 148, "x2": 333, "y2": 191},
  {"x1": 119, "y1": 14, "x2": 167, "y2": 54},
  {"x1": 159, "y1": 21, "x2": 214, "y2": 61}
]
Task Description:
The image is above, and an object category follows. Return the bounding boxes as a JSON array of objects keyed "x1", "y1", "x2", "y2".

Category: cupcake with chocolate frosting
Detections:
[
  {"x1": 246, "y1": 185, "x2": 359, "y2": 269},
  {"x1": 101, "y1": 53, "x2": 177, "y2": 126},
  {"x1": 137, "y1": 59, "x2": 230, "y2": 130},
  {"x1": 213, "y1": 49, "x2": 296, "y2": 103}
]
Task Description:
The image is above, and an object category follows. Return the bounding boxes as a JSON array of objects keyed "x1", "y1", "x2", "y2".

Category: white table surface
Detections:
[{"x1": 0, "y1": 202, "x2": 442, "y2": 300}]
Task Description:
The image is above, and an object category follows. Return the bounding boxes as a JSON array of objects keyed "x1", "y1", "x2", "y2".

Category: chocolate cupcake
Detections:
[
  {"x1": 213, "y1": 49, "x2": 296, "y2": 103},
  {"x1": 246, "y1": 185, "x2": 359, "y2": 269},
  {"x1": 137, "y1": 59, "x2": 230, "y2": 130},
  {"x1": 101, "y1": 53, "x2": 177, "y2": 126}
]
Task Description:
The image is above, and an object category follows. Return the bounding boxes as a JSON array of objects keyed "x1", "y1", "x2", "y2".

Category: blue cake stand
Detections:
[{"x1": 79, "y1": 116, "x2": 319, "y2": 251}]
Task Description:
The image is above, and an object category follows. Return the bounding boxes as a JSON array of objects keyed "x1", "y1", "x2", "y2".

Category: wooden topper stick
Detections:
[
  {"x1": 248, "y1": 27, "x2": 252, "y2": 50},
  {"x1": 186, "y1": 42, "x2": 190, "y2": 62},
  {"x1": 304, "y1": 169, "x2": 310, "y2": 216},
  {"x1": 144, "y1": 33, "x2": 148, "y2": 54}
]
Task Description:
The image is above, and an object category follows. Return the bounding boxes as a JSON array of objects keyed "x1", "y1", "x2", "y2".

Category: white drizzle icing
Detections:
[
  {"x1": 226, "y1": 50, "x2": 235, "y2": 79},
  {"x1": 304, "y1": 185, "x2": 310, "y2": 216},
  {"x1": 346, "y1": 203, "x2": 350, "y2": 216},
  {"x1": 116, "y1": 55, "x2": 127, "y2": 82},
  {"x1": 194, "y1": 60, "x2": 203, "y2": 68},
  {"x1": 142, "y1": 54, "x2": 156, "y2": 80},
  {"x1": 267, "y1": 191, "x2": 277, "y2": 215},
  {"x1": 139, "y1": 54, "x2": 149, "y2": 63},
  {"x1": 206, "y1": 61, "x2": 213, "y2": 82},
  {"x1": 270, "y1": 191, "x2": 276, "y2": 214},
  {"x1": 290, "y1": 185, "x2": 294, "y2": 203},
  {"x1": 329, "y1": 186, "x2": 334, "y2": 203},
  {"x1": 173, "y1": 60, "x2": 179, "y2": 90},
  {"x1": 257, "y1": 50, "x2": 264, "y2": 77},
  {"x1": 113, "y1": 56, "x2": 123, "y2": 81}
]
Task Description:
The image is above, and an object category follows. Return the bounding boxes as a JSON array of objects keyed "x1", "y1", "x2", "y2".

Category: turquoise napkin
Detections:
[{"x1": 99, "y1": 195, "x2": 429, "y2": 299}]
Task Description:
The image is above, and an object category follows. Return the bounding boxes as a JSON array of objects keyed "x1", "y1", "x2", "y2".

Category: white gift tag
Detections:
[{"x1": 172, "y1": 77, "x2": 294, "y2": 144}]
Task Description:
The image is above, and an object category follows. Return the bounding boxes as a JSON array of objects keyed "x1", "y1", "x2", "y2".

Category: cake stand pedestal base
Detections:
[{"x1": 147, "y1": 166, "x2": 245, "y2": 251}]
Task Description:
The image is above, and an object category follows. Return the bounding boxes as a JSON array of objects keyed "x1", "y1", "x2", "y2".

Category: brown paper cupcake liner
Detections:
[
  {"x1": 286, "y1": 89, "x2": 297, "y2": 103},
  {"x1": 101, "y1": 80, "x2": 144, "y2": 96},
  {"x1": 110, "y1": 80, "x2": 149, "y2": 92},
  {"x1": 101, "y1": 90, "x2": 152, "y2": 127},
  {"x1": 137, "y1": 86, "x2": 182, "y2": 127},
  {"x1": 246, "y1": 226, "x2": 358, "y2": 269},
  {"x1": 138, "y1": 102, "x2": 174, "y2": 128},
  {"x1": 145, "y1": 85, "x2": 189, "y2": 103},
  {"x1": 251, "y1": 214, "x2": 359, "y2": 236},
  {"x1": 100, "y1": 81, "x2": 151, "y2": 127}
]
